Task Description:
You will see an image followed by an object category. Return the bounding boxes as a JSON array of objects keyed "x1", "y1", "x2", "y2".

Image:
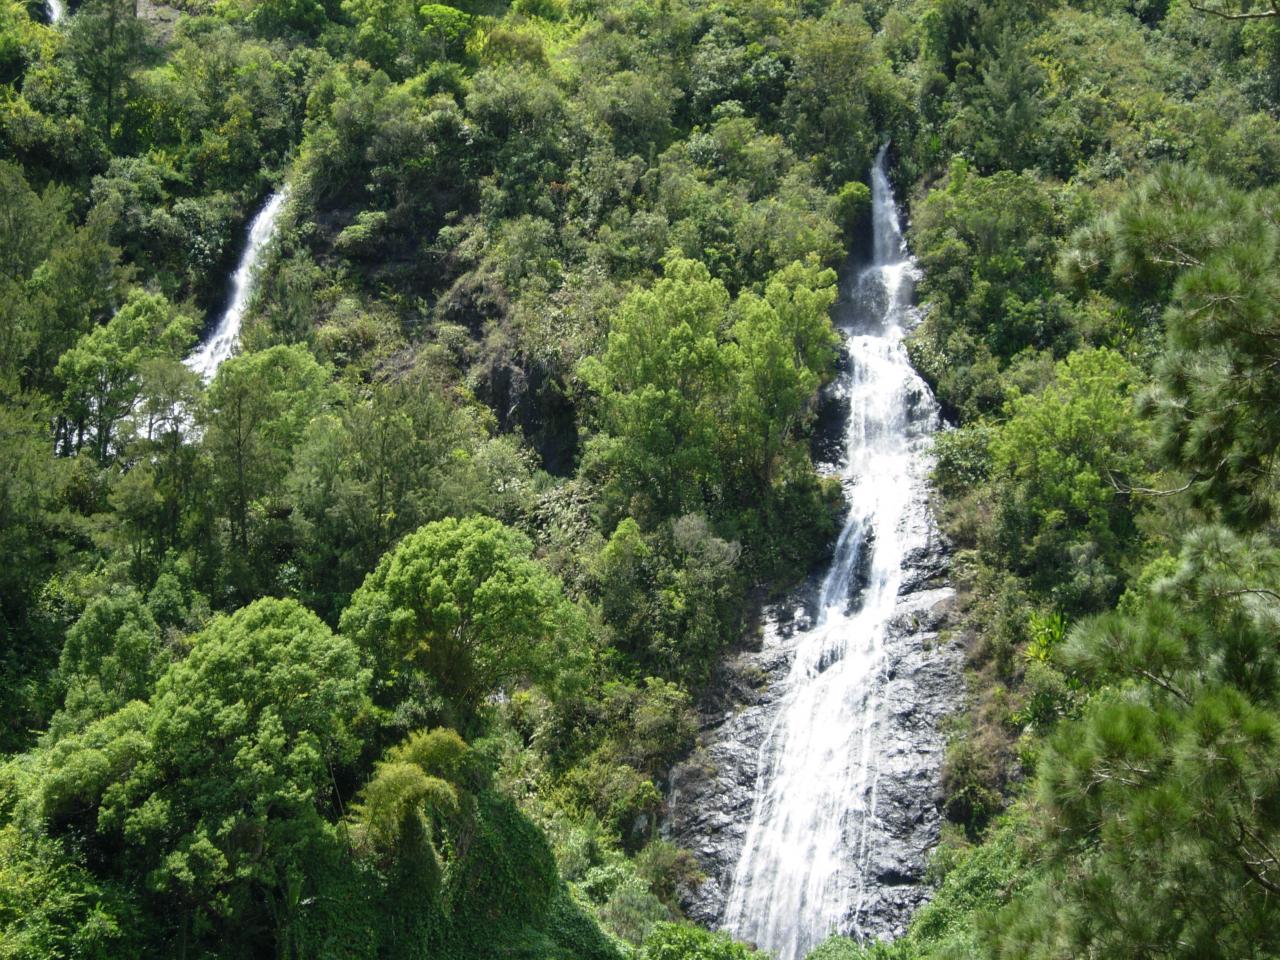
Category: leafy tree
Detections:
[
  {"x1": 247, "y1": 0, "x2": 329, "y2": 38},
  {"x1": 950, "y1": 31, "x2": 1046, "y2": 174},
  {"x1": 54, "y1": 290, "x2": 195, "y2": 462},
  {"x1": 1073, "y1": 167, "x2": 1280, "y2": 526},
  {"x1": 600, "y1": 677, "x2": 697, "y2": 778},
  {"x1": 287, "y1": 376, "x2": 495, "y2": 620},
  {"x1": 340, "y1": 516, "x2": 588, "y2": 724},
  {"x1": 88, "y1": 158, "x2": 242, "y2": 304},
  {"x1": 32, "y1": 598, "x2": 371, "y2": 954},
  {"x1": 351, "y1": 727, "x2": 622, "y2": 959},
  {"x1": 729, "y1": 258, "x2": 838, "y2": 489},
  {"x1": 64, "y1": 0, "x2": 154, "y2": 147},
  {"x1": 0, "y1": 823, "x2": 143, "y2": 960},
  {"x1": 584, "y1": 68, "x2": 677, "y2": 159},
  {"x1": 781, "y1": 5, "x2": 900, "y2": 183},
  {"x1": 642, "y1": 922, "x2": 763, "y2": 960},
  {"x1": 110, "y1": 356, "x2": 207, "y2": 580},
  {"x1": 0, "y1": 159, "x2": 71, "y2": 289},
  {"x1": 343, "y1": 0, "x2": 423, "y2": 76},
  {"x1": 200, "y1": 344, "x2": 335, "y2": 597},
  {"x1": 911, "y1": 162, "x2": 1077, "y2": 418},
  {"x1": 594, "y1": 515, "x2": 742, "y2": 681},
  {"x1": 48, "y1": 589, "x2": 164, "y2": 740},
  {"x1": 1154, "y1": 213, "x2": 1280, "y2": 526},
  {"x1": 834, "y1": 180, "x2": 871, "y2": 239},
  {"x1": 581, "y1": 258, "x2": 732, "y2": 520},
  {"x1": 349, "y1": 728, "x2": 476, "y2": 950},
  {"x1": 0, "y1": 394, "x2": 70, "y2": 751},
  {"x1": 418, "y1": 4, "x2": 469, "y2": 61},
  {"x1": 7, "y1": 204, "x2": 132, "y2": 399},
  {"x1": 989, "y1": 348, "x2": 1148, "y2": 613},
  {"x1": 465, "y1": 65, "x2": 568, "y2": 219}
]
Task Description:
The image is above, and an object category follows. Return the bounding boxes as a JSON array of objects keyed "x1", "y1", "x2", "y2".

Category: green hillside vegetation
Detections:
[{"x1": 2, "y1": 0, "x2": 1279, "y2": 956}]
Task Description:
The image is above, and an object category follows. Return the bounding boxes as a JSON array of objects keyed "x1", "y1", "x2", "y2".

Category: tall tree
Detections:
[
  {"x1": 1073, "y1": 167, "x2": 1280, "y2": 526},
  {"x1": 580, "y1": 258, "x2": 733, "y2": 520},
  {"x1": 23, "y1": 598, "x2": 369, "y2": 956},
  {"x1": 200, "y1": 345, "x2": 335, "y2": 598},
  {"x1": 65, "y1": 0, "x2": 153, "y2": 148},
  {"x1": 729, "y1": 258, "x2": 838, "y2": 489},
  {"x1": 54, "y1": 290, "x2": 195, "y2": 463},
  {"x1": 992, "y1": 529, "x2": 1280, "y2": 957},
  {"x1": 340, "y1": 516, "x2": 588, "y2": 725}
]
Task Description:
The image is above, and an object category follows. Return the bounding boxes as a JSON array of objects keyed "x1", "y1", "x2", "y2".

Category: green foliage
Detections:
[
  {"x1": 9, "y1": 0, "x2": 1280, "y2": 952},
  {"x1": 642, "y1": 922, "x2": 762, "y2": 960},
  {"x1": 287, "y1": 374, "x2": 509, "y2": 620},
  {"x1": 593, "y1": 516, "x2": 742, "y2": 681},
  {"x1": 112, "y1": 598, "x2": 366, "y2": 916},
  {"x1": 834, "y1": 181, "x2": 872, "y2": 239},
  {"x1": 910, "y1": 164, "x2": 1080, "y2": 417},
  {"x1": 987, "y1": 528, "x2": 1280, "y2": 956},
  {"x1": 341, "y1": 516, "x2": 588, "y2": 723},
  {"x1": 89, "y1": 159, "x2": 241, "y2": 306},
  {"x1": 804, "y1": 935, "x2": 913, "y2": 960},
  {"x1": 0, "y1": 823, "x2": 143, "y2": 960},
  {"x1": 932, "y1": 424, "x2": 992, "y2": 497},
  {"x1": 581, "y1": 254, "x2": 839, "y2": 584},
  {"x1": 342, "y1": 0, "x2": 471, "y2": 76},
  {"x1": 1, "y1": 599, "x2": 371, "y2": 956},
  {"x1": 64, "y1": 0, "x2": 155, "y2": 147},
  {"x1": 989, "y1": 348, "x2": 1148, "y2": 613},
  {"x1": 419, "y1": 4, "x2": 470, "y2": 60},
  {"x1": 48, "y1": 590, "x2": 164, "y2": 740},
  {"x1": 0, "y1": 394, "x2": 71, "y2": 751},
  {"x1": 54, "y1": 291, "x2": 195, "y2": 462},
  {"x1": 0, "y1": 168, "x2": 132, "y2": 398},
  {"x1": 780, "y1": 5, "x2": 902, "y2": 183},
  {"x1": 897, "y1": 9, "x2": 1280, "y2": 954},
  {"x1": 730, "y1": 259, "x2": 840, "y2": 488},
  {"x1": 1075, "y1": 166, "x2": 1280, "y2": 526},
  {"x1": 201, "y1": 343, "x2": 335, "y2": 598},
  {"x1": 350, "y1": 725, "x2": 474, "y2": 934},
  {"x1": 581, "y1": 258, "x2": 732, "y2": 520}
]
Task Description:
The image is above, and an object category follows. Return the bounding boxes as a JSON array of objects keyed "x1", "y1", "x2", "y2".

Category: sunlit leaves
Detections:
[{"x1": 340, "y1": 516, "x2": 587, "y2": 722}]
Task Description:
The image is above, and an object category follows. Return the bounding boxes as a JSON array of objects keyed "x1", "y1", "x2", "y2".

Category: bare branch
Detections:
[
  {"x1": 1135, "y1": 668, "x2": 1193, "y2": 706},
  {"x1": 1188, "y1": 0, "x2": 1280, "y2": 19},
  {"x1": 1106, "y1": 469, "x2": 1196, "y2": 499}
]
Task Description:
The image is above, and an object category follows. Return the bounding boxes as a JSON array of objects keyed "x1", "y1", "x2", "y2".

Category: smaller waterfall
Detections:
[
  {"x1": 186, "y1": 188, "x2": 289, "y2": 381},
  {"x1": 47, "y1": 0, "x2": 65, "y2": 21}
]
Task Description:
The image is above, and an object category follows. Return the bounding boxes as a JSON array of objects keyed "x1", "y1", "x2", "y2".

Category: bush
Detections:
[{"x1": 642, "y1": 922, "x2": 763, "y2": 960}]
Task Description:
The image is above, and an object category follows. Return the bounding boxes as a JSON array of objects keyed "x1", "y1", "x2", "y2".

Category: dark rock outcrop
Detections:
[{"x1": 664, "y1": 518, "x2": 962, "y2": 944}]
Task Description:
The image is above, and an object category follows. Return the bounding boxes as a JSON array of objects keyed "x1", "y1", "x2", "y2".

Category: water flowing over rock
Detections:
[
  {"x1": 186, "y1": 187, "x2": 289, "y2": 381},
  {"x1": 665, "y1": 146, "x2": 961, "y2": 960},
  {"x1": 47, "y1": 0, "x2": 64, "y2": 22}
]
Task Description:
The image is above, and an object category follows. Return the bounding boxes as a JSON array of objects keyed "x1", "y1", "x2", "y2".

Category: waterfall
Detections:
[
  {"x1": 185, "y1": 187, "x2": 289, "y2": 381},
  {"x1": 47, "y1": 0, "x2": 65, "y2": 21},
  {"x1": 718, "y1": 146, "x2": 945, "y2": 960}
]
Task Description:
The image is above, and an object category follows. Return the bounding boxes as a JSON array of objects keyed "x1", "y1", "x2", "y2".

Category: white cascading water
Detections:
[
  {"x1": 720, "y1": 146, "x2": 942, "y2": 960},
  {"x1": 185, "y1": 187, "x2": 289, "y2": 381},
  {"x1": 47, "y1": 0, "x2": 65, "y2": 22}
]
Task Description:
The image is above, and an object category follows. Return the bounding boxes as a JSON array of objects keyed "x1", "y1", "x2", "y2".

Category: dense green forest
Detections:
[{"x1": 2, "y1": 0, "x2": 1279, "y2": 955}]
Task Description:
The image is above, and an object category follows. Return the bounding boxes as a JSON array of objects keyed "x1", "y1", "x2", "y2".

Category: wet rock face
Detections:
[
  {"x1": 666, "y1": 147, "x2": 962, "y2": 957},
  {"x1": 663, "y1": 531, "x2": 962, "y2": 945}
]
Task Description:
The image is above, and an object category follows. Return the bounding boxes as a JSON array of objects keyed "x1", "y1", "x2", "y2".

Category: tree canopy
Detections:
[{"x1": 4, "y1": 0, "x2": 1280, "y2": 954}]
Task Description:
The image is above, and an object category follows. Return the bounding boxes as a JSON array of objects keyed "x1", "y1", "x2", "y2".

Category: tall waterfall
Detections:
[
  {"x1": 718, "y1": 147, "x2": 945, "y2": 960},
  {"x1": 186, "y1": 187, "x2": 289, "y2": 381},
  {"x1": 46, "y1": 0, "x2": 64, "y2": 21}
]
